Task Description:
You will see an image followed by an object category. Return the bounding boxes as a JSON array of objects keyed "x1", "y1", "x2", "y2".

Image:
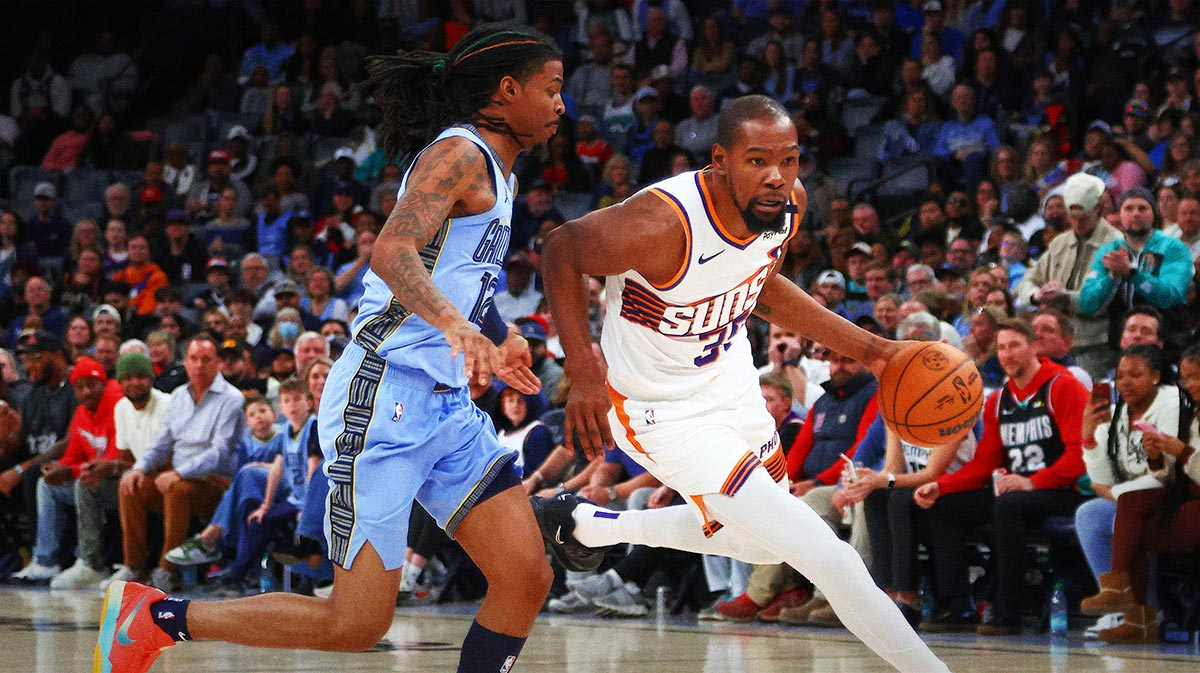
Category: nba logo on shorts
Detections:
[
  {"x1": 499, "y1": 655, "x2": 517, "y2": 672},
  {"x1": 644, "y1": 409, "x2": 656, "y2": 425},
  {"x1": 392, "y1": 402, "x2": 404, "y2": 422}
]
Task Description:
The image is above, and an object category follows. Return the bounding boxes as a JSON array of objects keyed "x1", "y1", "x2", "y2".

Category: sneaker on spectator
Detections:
[
  {"x1": 594, "y1": 582, "x2": 648, "y2": 618},
  {"x1": 807, "y1": 602, "x2": 842, "y2": 627},
  {"x1": 758, "y1": 588, "x2": 811, "y2": 622},
  {"x1": 697, "y1": 596, "x2": 730, "y2": 621},
  {"x1": 1084, "y1": 612, "x2": 1122, "y2": 639},
  {"x1": 778, "y1": 596, "x2": 827, "y2": 625},
  {"x1": 715, "y1": 593, "x2": 760, "y2": 622},
  {"x1": 570, "y1": 569, "x2": 621, "y2": 599},
  {"x1": 148, "y1": 567, "x2": 176, "y2": 592},
  {"x1": 547, "y1": 590, "x2": 595, "y2": 614},
  {"x1": 164, "y1": 536, "x2": 221, "y2": 566},
  {"x1": 50, "y1": 559, "x2": 106, "y2": 589},
  {"x1": 94, "y1": 581, "x2": 175, "y2": 673},
  {"x1": 99, "y1": 565, "x2": 140, "y2": 591},
  {"x1": 11, "y1": 561, "x2": 61, "y2": 582}
]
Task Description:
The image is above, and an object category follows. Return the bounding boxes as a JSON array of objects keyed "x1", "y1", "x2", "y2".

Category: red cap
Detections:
[
  {"x1": 208, "y1": 149, "x2": 232, "y2": 164},
  {"x1": 140, "y1": 185, "x2": 163, "y2": 204},
  {"x1": 69, "y1": 356, "x2": 108, "y2": 385}
]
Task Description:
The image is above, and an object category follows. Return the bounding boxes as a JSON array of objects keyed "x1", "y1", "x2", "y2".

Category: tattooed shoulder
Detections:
[{"x1": 382, "y1": 136, "x2": 490, "y2": 245}]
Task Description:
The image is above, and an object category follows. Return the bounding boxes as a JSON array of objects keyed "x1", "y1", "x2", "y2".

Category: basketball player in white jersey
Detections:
[{"x1": 537, "y1": 95, "x2": 953, "y2": 673}]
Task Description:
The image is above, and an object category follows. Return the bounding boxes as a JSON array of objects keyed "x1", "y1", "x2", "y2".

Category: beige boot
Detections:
[
  {"x1": 1080, "y1": 572, "x2": 1136, "y2": 615},
  {"x1": 1098, "y1": 605, "x2": 1159, "y2": 644}
]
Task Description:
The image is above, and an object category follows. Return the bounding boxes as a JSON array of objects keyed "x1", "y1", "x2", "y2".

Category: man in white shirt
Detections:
[
  {"x1": 1164, "y1": 194, "x2": 1200, "y2": 261},
  {"x1": 113, "y1": 352, "x2": 170, "y2": 462}
]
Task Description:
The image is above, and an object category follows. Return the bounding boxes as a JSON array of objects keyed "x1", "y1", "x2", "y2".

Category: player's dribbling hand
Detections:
[
  {"x1": 494, "y1": 331, "x2": 541, "y2": 395},
  {"x1": 565, "y1": 376, "x2": 615, "y2": 462}
]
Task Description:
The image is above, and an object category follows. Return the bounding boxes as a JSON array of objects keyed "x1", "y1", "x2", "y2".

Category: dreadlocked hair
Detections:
[
  {"x1": 1158, "y1": 344, "x2": 1200, "y2": 527},
  {"x1": 366, "y1": 22, "x2": 561, "y2": 160}
]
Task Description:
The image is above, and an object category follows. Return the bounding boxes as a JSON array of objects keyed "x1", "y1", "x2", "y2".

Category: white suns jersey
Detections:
[{"x1": 602, "y1": 169, "x2": 800, "y2": 402}]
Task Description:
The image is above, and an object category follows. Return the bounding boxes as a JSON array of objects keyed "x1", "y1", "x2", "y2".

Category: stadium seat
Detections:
[
  {"x1": 60, "y1": 199, "x2": 104, "y2": 223},
  {"x1": 826, "y1": 157, "x2": 878, "y2": 196},
  {"x1": 64, "y1": 168, "x2": 114, "y2": 202},
  {"x1": 161, "y1": 114, "x2": 209, "y2": 146},
  {"x1": 9, "y1": 165, "x2": 63, "y2": 206}
]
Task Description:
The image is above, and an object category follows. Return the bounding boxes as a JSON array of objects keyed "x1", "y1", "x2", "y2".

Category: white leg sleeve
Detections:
[
  {"x1": 701, "y1": 470, "x2": 951, "y2": 673},
  {"x1": 571, "y1": 501, "x2": 783, "y2": 565}
]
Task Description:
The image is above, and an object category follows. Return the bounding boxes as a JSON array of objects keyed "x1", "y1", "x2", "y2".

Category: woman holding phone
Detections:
[
  {"x1": 1077, "y1": 344, "x2": 1199, "y2": 643},
  {"x1": 1075, "y1": 345, "x2": 1182, "y2": 637}
]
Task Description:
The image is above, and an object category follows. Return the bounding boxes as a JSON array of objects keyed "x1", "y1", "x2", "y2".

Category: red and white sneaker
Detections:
[{"x1": 94, "y1": 581, "x2": 176, "y2": 673}]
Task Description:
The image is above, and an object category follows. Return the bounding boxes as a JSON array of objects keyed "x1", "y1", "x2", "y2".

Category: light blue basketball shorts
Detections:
[{"x1": 318, "y1": 341, "x2": 516, "y2": 571}]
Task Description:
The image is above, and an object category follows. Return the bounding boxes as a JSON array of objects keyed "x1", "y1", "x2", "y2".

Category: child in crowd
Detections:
[{"x1": 163, "y1": 395, "x2": 285, "y2": 568}]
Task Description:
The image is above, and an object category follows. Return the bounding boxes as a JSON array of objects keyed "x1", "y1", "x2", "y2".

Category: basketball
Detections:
[{"x1": 878, "y1": 341, "x2": 984, "y2": 447}]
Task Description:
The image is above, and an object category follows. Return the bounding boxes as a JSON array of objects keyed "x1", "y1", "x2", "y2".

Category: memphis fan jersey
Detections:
[{"x1": 602, "y1": 169, "x2": 800, "y2": 402}]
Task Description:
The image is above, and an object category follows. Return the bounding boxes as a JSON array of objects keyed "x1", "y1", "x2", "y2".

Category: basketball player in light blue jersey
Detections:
[{"x1": 96, "y1": 23, "x2": 571, "y2": 673}]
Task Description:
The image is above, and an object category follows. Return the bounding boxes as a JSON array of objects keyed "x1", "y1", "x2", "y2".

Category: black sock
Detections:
[
  {"x1": 456, "y1": 620, "x2": 526, "y2": 673},
  {"x1": 149, "y1": 597, "x2": 192, "y2": 642}
]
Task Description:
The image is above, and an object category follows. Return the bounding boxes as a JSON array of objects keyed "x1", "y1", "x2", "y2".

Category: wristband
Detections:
[
  {"x1": 886, "y1": 472, "x2": 896, "y2": 488},
  {"x1": 608, "y1": 486, "x2": 619, "y2": 502},
  {"x1": 12, "y1": 464, "x2": 23, "y2": 476},
  {"x1": 479, "y1": 302, "x2": 508, "y2": 346}
]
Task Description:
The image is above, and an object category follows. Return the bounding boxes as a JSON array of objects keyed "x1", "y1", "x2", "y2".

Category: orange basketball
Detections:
[{"x1": 877, "y1": 341, "x2": 984, "y2": 447}]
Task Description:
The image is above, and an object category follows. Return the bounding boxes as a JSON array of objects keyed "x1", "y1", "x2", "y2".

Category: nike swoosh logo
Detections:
[
  {"x1": 554, "y1": 527, "x2": 565, "y2": 546},
  {"x1": 698, "y1": 251, "x2": 725, "y2": 264},
  {"x1": 116, "y1": 596, "x2": 148, "y2": 646}
]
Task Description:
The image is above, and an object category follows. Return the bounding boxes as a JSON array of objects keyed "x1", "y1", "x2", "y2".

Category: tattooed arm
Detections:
[{"x1": 372, "y1": 135, "x2": 532, "y2": 387}]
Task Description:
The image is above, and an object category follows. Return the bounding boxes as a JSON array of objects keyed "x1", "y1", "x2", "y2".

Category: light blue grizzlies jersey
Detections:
[{"x1": 351, "y1": 125, "x2": 515, "y2": 388}]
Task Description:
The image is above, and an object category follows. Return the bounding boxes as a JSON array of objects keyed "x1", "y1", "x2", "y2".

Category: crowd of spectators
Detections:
[{"x1": 0, "y1": 0, "x2": 1199, "y2": 646}]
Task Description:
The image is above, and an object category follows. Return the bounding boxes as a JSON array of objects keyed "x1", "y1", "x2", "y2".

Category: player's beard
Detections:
[{"x1": 739, "y1": 197, "x2": 788, "y2": 235}]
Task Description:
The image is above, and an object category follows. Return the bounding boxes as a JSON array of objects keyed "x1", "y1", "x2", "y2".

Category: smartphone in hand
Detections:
[
  {"x1": 1091, "y1": 382, "x2": 1112, "y2": 403},
  {"x1": 1132, "y1": 420, "x2": 1165, "y2": 439}
]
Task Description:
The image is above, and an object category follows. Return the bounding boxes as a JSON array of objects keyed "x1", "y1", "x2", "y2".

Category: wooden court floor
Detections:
[{"x1": 3, "y1": 586, "x2": 1197, "y2": 672}]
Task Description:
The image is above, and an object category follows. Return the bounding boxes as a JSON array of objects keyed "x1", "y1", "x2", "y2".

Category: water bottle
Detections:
[
  {"x1": 1049, "y1": 580, "x2": 1068, "y2": 638},
  {"x1": 655, "y1": 586, "x2": 667, "y2": 617},
  {"x1": 918, "y1": 575, "x2": 934, "y2": 623},
  {"x1": 259, "y1": 552, "x2": 276, "y2": 593},
  {"x1": 180, "y1": 565, "x2": 197, "y2": 591}
]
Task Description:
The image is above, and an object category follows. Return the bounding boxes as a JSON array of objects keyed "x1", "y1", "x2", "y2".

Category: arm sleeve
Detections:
[
  {"x1": 938, "y1": 392, "x2": 1002, "y2": 494},
  {"x1": 786, "y1": 406, "x2": 817, "y2": 481},
  {"x1": 1078, "y1": 242, "x2": 1120, "y2": 315},
  {"x1": 1083, "y1": 419, "x2": 1115, "y2": 487},
  {"x1": 815, "y1": 397, "x2": 879, "y2": 486},
  {"x1": 1030, "y1": 376, "x2": 1088, "y2": 490}
]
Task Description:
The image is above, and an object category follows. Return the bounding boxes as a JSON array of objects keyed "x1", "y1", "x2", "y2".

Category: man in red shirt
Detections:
[
  {"x1": 17, "y1": 357, "x2": 123, "y2": 585},
  {"x1": 915, "y1": 318, "x2": 1088, "y2": 635}
]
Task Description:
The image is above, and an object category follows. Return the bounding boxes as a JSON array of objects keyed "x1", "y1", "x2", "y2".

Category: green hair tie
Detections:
[{"x1": 432, "y1": 59, "x2": 447, "y2": 75}]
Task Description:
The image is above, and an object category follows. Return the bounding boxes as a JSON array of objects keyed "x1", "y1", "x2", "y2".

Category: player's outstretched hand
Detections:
[
  {"x1": 494, "y1": 331, "x2": 541, "y2": 395},
  {"x1": 447, "y1": 322, "x2": 502, "y2": 383},
  {"x1": 565, "y1": 376, "x2": 615, "y2": 461}
]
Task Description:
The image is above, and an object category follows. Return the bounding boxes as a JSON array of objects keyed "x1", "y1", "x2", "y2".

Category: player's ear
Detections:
[
  {"x1": 711, "y1": 143, "x2": 727, "y2": 172},
  {"x1": 496, "y1": 75, "x2": 519, "y2": 102}
]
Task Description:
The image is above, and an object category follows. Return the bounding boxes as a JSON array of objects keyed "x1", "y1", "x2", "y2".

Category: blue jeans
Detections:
[
  {"x1": 1074, "y1": 496, "x2": 1115, "y2": 581},
  {"x1": 209, "y1": 465, "x2": 270, "y2": 550},
  {"x1": 1074, "y1": 493, "x2": 1157, "y2": 605},
  {"x1": 33, "y1": 479, "x2": 76, "y2": 566}
]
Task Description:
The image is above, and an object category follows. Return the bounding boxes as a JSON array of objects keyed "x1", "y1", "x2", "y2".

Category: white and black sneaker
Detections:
[
  {"x1": 594, "y1": 582, "x2": 649, "y2": 618},
  {"x1": 529, "y1": 493, "x2": 611, "y2": 572}
]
